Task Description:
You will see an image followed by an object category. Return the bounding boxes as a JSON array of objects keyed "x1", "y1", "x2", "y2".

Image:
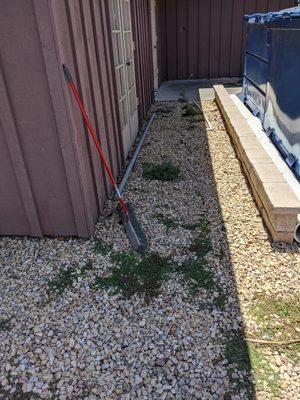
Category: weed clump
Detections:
[
  {"x1": 156, "y1": 107, "x2": 172, "y2": 115},
  {"x1": 154, "y1": 213, "x2": 180, "y2": 232},
  {"x1": 182, "y1": 103, "x2": 199, "y2": 118},
  {"x1": 142, "y1": 161, "x2": 181, "y2": 182},
  {"x1": 93, "y1": 239, "x2": 113, "y2": 256},
  {"x1": 47, "y1": 261, "x2": 93, "y2": 296},
  {"x1": 225, "y1": 333, "x2": 251, "y2": 371},
  {"x1": 190, "y1": 234, "x2": 212, "y2": 258},
  {"x1": 178, "y1": 259, "x2": 215, "y2": 294},
  {"x1": 93, "y1": 252, "x2": 174, "y2": 302},
  {"x1": 249, "y1": 296, "x2": 300, "y2": 342},
  {"x1": 0, "y1": 318, "x2": 11, "y2": 332},
  {"x1": 183, "y1": 216, "x2": 210, "y2": 232}
]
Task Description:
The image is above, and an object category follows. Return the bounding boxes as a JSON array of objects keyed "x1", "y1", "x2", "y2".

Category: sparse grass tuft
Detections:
[
  {"x1": 156, "y1": 107, "x2": 173, "y2": 115},
  {"x1": 154, "y1": 214, "x2": 210, "y2": 234},
  {"x1": 214, "y1": 290, "x2": 227, "y2": 309},
  {"x1": 48, "y1": 265, "x2": 77, "y2": 295},
  {"x1": 93, "y1": 252, "x2": 174, "y2": 302},
  {"x1": 225, "y1": 333, "x2": 251, "y2": 371},
  {"x1": 178, "y1": 258, "x2": 215, "y2": 294},
  {"x1": 142, "y1": 161, "x2": 181, "y2": 182},
  {"x1": 190, "y1": 235, "x2": 212, "y2": 258},
  {"x1": 0, "y1": 318, "x2": 11, "y2": 332},
  {"x1": 249, "y1": 345, "x2": 280, "y2": 397},
  {"x1": 189, "y1": 216, "x2": 211, "y2": 257},
  {"x1": 249, "y1": 296, "x2": 300, "y2": 341},
  {"x1": 225, "y1": 334, "x2": 281, "y2": 398},
  {"x1": 93, "y1": 239, "x2": 113, "y2": 256},
  {"x1": 47, "y1": 261, "x2": 93, "y2": 296},
  {"x1": 182, "y1": 103, "x2": 199, "y2": 118},
  {"x1": 183, "y1": 216, "x2": 210, "y2": 232},
  {"x1": 154, "y1": 213, "x2": 179, "y2": 232},
  {"x1": 178, "y1": 87, "x2": 188, "y2": 102}
]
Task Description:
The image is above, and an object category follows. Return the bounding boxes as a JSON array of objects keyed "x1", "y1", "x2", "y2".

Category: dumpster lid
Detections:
[{"x1": 245, "y1": 6, "x2": 300, "y2": 24}]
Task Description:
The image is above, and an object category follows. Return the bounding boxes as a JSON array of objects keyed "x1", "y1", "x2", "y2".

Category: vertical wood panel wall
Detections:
[
  {"x1": 131, "y1": 0, "x2": 155, "y2": 121},
  {"x1": 0, "y1": 0, "x2": 125, "y2": 237},
  {"x1": 157, "y1": 0, "x2": 295, "y2": 82}
]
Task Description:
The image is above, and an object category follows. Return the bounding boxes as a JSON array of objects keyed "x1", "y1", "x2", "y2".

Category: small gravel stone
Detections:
[{"x1": 0, "y1": 101, "x2": 298, "y2": 400}]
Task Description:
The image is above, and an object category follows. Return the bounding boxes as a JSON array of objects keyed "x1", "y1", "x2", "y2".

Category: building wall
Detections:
[
  {"x1": 0, "y1": 0, "x2": 124, "y2": 237},
  {"x1": 131, "y1": 0, "x2": 155, "y2": 121},
  {"x1": 157, "y1": 0, "x2": 295, "y2": 82}
]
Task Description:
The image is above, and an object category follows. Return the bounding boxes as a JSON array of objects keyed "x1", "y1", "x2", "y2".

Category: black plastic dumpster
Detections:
[{"x1": 242, "y1": 7, "x2": 300, "y2": 179}]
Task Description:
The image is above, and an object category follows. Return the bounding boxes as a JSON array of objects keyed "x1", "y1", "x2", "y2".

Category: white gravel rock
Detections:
[{"x1": 0, "y1": 102, "x2": 299, "y2": 399}]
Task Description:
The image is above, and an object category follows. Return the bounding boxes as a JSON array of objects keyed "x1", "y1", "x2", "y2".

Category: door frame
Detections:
[
  {"x1": 109, "y1": 0, "x2": 139, "y2": 157},
  {"x1": 150, "y1": 0, "x2": 159, "y2": 91}
]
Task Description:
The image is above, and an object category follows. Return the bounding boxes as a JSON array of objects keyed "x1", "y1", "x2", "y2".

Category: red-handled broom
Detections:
[{"x1": 63, "y1": 64, "x2": 148, "y2": 253}]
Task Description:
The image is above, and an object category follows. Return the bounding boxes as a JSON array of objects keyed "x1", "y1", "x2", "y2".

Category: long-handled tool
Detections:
[{"x1": 63, "y1": 64, "x2": 148, "y2": 253}]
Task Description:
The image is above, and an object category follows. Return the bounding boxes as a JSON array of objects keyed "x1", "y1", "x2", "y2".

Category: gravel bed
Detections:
[{"x1": 0, "y1": 101, "x2": 299, "y2": 400}]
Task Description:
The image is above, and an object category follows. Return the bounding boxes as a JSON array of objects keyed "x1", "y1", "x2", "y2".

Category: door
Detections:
[{"x1": 110, "y1": 0, "x2": 139, "y2": 157}]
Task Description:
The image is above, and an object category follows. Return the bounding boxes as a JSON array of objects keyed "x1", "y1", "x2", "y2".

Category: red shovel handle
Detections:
[{"x1": 63, "y1": 64, "x2": 128, "y2": 214}]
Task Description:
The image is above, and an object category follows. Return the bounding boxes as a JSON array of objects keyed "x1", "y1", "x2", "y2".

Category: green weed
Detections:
[
  {"x1": 178, "y1": 258, "x2": 215, "y2": 294},
  {"x1": 155, "y1": 214, "x2": 210, "y2": 234},
  {"x1": 93, "y1": 252, "x2": 174, "y2": 302},
  {"x1": 182, "y1": 216, "x2": 210, "y2": 232},
  {"x1": 156, "y1": 107, "x2": 173, "y2": 115},
  {"x1": 154, "y1": 213, "x2": 180, "y2": 232},
  {"x1": 182, "y1": 103, "x2": 199, "y2": 118},
  {"x1": 225, "y1": 334, "x2": 281, "y2": 398},
  {"x1": 190, "y1": 235, "x2": 212, "y2": 258},
  {"x1": 178, "y1": 87, "x2": 188, "y2": 102},
  {"x1": 249, "y1": 297, "x2": 300, "y2": 341},
  {"x1": 0, "y1": 318, "x2": 11, "y2": 332},
  {"x1": 93, "y1": 239, "x2": 113, "y2": 256},
  {"x1": 142, "y1": 161, "x2": 181, "y2": 182},
  {"x1": 225, "y1": 333, "x2": 251, "y2": 371},
  {"x1": 47, "y1": 261, "x2": 93, "y2": 296},
  {"x1": 249, "y1": 345, "x2": 280, "y2": 397}
]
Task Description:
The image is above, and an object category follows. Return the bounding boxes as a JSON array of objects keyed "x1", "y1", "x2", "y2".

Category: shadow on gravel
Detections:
[{"x1": 189, "y1": 100, "x2": 257, "y2": 399}]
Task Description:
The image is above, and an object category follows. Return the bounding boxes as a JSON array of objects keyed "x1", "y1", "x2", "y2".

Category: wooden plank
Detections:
[
  {"x1": 34, "y1": 0, "x2": 91, "y2": 237},
  {"x1": 209, "y1": 0, "x2": 222, "y2": 78},
  {"x1": 0, "y1": 68, "x2": 42, "y2": 236},
  {"x1": 177, "y1": 0, "x2": 188, "y2": 79},
  {"x1": 156, "y1": 0, "x2": 167, "y2": 83},
  {"x1": 67, "y1": 0, "x2": 107, "y2": 209},
  {"x1": 49, "y1": 0, "x2": 98, "y2": 235},
  {"x1": 268, "y1": 0, "x2": 281, "y2": 11},
  {"x1": 198, "y1": 0, "x2": 211, "y2": 78},
  {"x1": 257, "y1": 0, "x2": 269, "y2": 13},
  {"x1": 187, "y1": 0, "x2": 199, "y2": 79},
  {"x1": 219, "y1": 0, "x2": 234, "y2": 77},
  {"x1": 229, "y1": 0, "x2": 245, "y2": 77},
  {"x1": 81, "y1": 0, "x2": 116, "y2": 190},
  {"x1": 166, "y1": 0, "x2": 178, "y2": 79}
]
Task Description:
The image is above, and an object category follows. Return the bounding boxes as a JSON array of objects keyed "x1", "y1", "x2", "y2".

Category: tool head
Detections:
[{"x1": 120, "y1": 202, "x2": 148, "y2": 254}]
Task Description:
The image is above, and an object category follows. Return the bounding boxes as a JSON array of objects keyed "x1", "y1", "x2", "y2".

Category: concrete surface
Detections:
[{"x1": 155, "y1": 78, "x2": 242, "y2": 102}]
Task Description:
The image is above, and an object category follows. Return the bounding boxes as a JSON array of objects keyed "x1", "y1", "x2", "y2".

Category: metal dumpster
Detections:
[{"x1": 242, "y1": 7, "x2": 300, "y2": 179}]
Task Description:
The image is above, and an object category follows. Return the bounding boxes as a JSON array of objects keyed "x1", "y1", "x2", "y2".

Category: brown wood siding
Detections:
[
  {"x1": 131, "y1": 0, "x2": 155, "y2": 121},
  {"x1": 0, "y1": 0, "x2": 124, "y2": 237},
  {"x1": 157, "y1": 0, "x2": 295, "y2": 81}
]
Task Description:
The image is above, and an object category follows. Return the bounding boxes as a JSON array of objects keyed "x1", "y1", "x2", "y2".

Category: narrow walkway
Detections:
[
  {"x1": 155, "y1": 79, "x2": 242, "y2": 102},
  {"x1": 0, "y1": 101, "x2": 299, "y2": 400}
]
